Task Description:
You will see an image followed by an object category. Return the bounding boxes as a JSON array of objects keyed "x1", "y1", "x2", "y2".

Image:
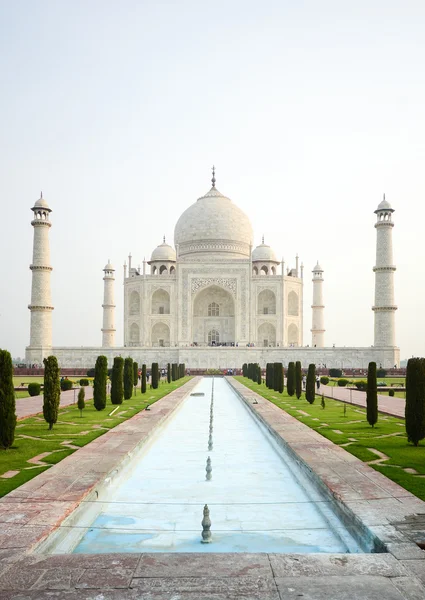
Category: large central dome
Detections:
[{"x1": 174, "y1": 185, "x2": 253, "y2": 259}]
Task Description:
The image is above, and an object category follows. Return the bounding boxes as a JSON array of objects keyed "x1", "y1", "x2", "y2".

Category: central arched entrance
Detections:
[{"x1": 192, "y1": 285, "x2": 235, "y2": 345}]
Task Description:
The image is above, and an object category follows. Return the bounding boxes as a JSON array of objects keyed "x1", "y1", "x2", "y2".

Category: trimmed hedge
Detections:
[
  {"x1": 79, "y1": 378, "x2": 89, "y2": 386},
  {"x1": 28, "y1": 382, "x2": 41, "y2": 396},
  {"x1": 60, "y1": 379, "x2": 73, "y2": 391},
  {"x1": 320, "y1": 376, "x2": 329, "y2": 385},
  {"x1": 337, "y1": 379, "x2": 349, "y2": 387},
  {"x1": 329, "y1": 368, "x2": 342, "y2": 377}
]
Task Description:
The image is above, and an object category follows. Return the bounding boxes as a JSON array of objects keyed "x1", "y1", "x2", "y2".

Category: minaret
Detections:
[
  {"x1": 102, "y1": 261, "x2": 116, "y2": 347},
  {"x1": 373, "y1": 195, "x2": 397, "y2": 346},
  {"x1": 27, "y1": 193, "x2": 54, "y2": 363},
  {"x1": 311, "y1": 261, "x2": 325, "y2": 347}
]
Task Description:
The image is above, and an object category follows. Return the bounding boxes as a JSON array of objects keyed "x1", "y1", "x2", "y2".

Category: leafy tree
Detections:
[
  {"x1": 133, "y1": 361, "x2": 139, "y2": 388},
  {"x1": 405, "y1": 358, "x2": 425, "y2": 446},
  {"x1": 167, "y1": 363, "x2": 171, "y2": 383},
  {"x1": 152, "y1": 362, "x2": 159, "y2": 389},
  {"x1": 366, "y1": 362, "x2": 378, "y2": 427},
  {"x1": 111, "y1": 357, "x2": 124, "y2": 405},
  {"x1": 287, "y1": 362, "x2": 295, "y2": 396},
  {"x1": 43, "y1": 355, "x2": 61, "y2": 430},
  {"x1": 295, "y1": 361, "x2": 302, "y2": 399},
  {"x1": 0, "y1": 349, "x2": 16, "y2": 449},
  {"x1": 124, "y1": 357, "x2": 134, "y2": 400},
  {"x1": 77, "y1": 387, "x2": 85, "y2": 417},
  {"x1": 141, "y1": 364, "x2": 147, "y2": 394},
  {"x1": 306, "y1": 363, "x2": 316, "y2": 404},
  {"x1": 93, "y1": 355, "x2": 108, "y2": 411}
]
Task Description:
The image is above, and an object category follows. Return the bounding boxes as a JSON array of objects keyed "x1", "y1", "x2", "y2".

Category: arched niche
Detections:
[
  {"x1": 151, "y1": 288, "x2": 170, "y2": 314},
  {"x1": 257, "y1": 289, "x2": 276, "y2": 315},
  {"x1": 151, "y1": 322, "x2": 170, "y2": 347},
  {"x1": 159, "y1": 265, "x2": 168, "y2": 275},
  {"x1": 253, "y1": 266, "x2": 258, "y2": 275},
  {"x1": 288, "y1": 323, "x2": 299, "y2": 346},
  {"x1": 170, "y1": 266, "x2": 176, "y2": 274},
  {"x1": 192, "y1": 285, "x2": 235, "y2": 345},
  {"x1": 258, "y1": 322, "x2": 276, "y2": 347},
  {"x1": 260, "y1": 265, "x2": 268, "y2": 276},
  {"x1": 130, "y1": 322, "x2": 140, "y2": 343},
  {"x1": 129, "y1": 291, "x2": 140, "y2": 315},
  {"x1": 288, "y1": 291, "x2": 299, "y2": 316}
]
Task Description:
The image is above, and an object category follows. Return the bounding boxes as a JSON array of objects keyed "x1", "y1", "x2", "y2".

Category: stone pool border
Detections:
[{"x1": 0, "y1": 375, "x2": 423, "y2": 598}]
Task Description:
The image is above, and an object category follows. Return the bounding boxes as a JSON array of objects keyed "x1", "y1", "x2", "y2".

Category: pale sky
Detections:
[{"x1": 1, "y1": 0, "x2": 424, "y2": 361}]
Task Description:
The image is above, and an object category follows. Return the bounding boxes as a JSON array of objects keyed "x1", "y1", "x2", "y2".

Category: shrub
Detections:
[
  {"x1": 111, "y1": 357, "x2": 124, "y2": 405},
  {"x1": 124, "y1": 357, "x2": 134, "y2": 400},
  {"x1": 0, "y1": 349, "x2": 16, "y2": 449},
  {"x1": 141, "y1": 364, "x2": 147, "y2": 394},
  {"x1": 366, "y1": 362, "x2": 378, "y2": 428},
  {"x1": 43, "y1": 356, "x2": 61, "y2": 430},
  {"x1": 86, "y1": 368, "x2": 96, "y2": 377},
  {"x1": 306, "y1": 364, "x2": 316, "y2": 404},
  {"x1": 405, "y1": 358, "x2": 425, "y2": 446},
  {"x1": 287, "y1": 362, "x2": 295, "y2": 396},
  {"x1": 152, "y1": 363, "x2": 159, "y2": 389},
  {"x1": 376, "y1": 368, "x2": 387, "y2": 378},
  {"x1": 295, "y1": 361, "x2": 302, "y2": 399},
  {"x1": 337, "y1": 379, "x2": 349, "y2": 387},
  {"x1": 329, "y1": 368, "x2": 342, "y2": 378},
  {"x1": 60, "y1": 379, "x2": 73, "y2": 391},
  {"x1": 79, "y1": 378, "x2": 89, "y2": 386},
  {"x1": 320, "y1": 376, "x2": 329, "y2": 385},
  {"x1": 77, "y1": 387, "x2": 85, "y2": 417},
  {"x1": 93, "y1": 355, "x2": 108, "y2": 411},
  {"x1": 389, "y1": 389, "x2": 395, "y2": 397},
  {"x1": 355, "y1": 380, "x2": 367, "y2": 391},
  {"x1": 28, "y1": 382, "x2": 41, "y2": 396}
]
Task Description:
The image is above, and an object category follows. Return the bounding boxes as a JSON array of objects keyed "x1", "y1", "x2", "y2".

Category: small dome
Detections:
[
  {"x1": 313, "y1": 261, "x2": 323, "y2": 272},
  {"x1": 252, "y1": 242, "x2": 277, "y2": 263},
  {"x1": 150, "y1": 241, "x2": 176, "y2": 262},
  {"x1": 376, "y1": 194, "x2": 393, "y2": 212},
  {"x1": 33, "y1": 193, "x2": 51, "y2": 210},
  {"x1": 104, "y1": 261, "x2": 114, "y2": 271}
]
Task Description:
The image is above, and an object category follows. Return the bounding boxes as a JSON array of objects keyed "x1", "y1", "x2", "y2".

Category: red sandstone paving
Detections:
[
  {"x1": 15, "y1": 387, "x2": 94, "y2": 420},
  {"x1": 322, "y1": 384, "x2": 405, "y2": 418}
]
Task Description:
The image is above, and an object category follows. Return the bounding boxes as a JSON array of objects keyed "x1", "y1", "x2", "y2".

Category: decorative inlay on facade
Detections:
[{"x1": 191, "y1": 277, "x2": 237, "y2": 296}]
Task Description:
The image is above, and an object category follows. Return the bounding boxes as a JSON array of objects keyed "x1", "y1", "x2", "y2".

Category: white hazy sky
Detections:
[{"x1": 1, "y1": 0, "x2": 424, "y2": 361}]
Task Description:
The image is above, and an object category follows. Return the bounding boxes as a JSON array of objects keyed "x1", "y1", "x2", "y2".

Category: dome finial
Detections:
[
  {"x1": 40, "y1": 191, "x2": 43, "y2": 199},
  {"x1": 163, "y1": 235, "x2": 166, "y2": 243},
  {"x1": 211, "y1": 165, "x2": 216, "y2": 188},
  {"x1": 262, "y1": 234, "x2": 264, "y2": 244}
]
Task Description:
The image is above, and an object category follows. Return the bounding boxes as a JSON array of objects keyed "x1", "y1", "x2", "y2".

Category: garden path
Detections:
[
  {"x1": 15, "y1": 386, "x2": 94, "y2": 420},
  {"x1": 321, "y1": 384, "x2": 405, "y2": 418}
]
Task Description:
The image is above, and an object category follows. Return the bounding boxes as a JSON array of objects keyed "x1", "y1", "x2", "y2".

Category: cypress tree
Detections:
[
  {"x1": 152, "y1": 363, "x2": 159, "y2": 389},
  {"x1": 77, "y1": 387, "x2": 85, "y2": 417},
  {"x1": 405, "y1": 358, "x2": 425, "y2": 446},
  {"x1": 306, "y1": 363, "x2": 316, "y2": 404},
  {"x1": 295, "y1": 361, "x2": 302, "y2": 399},
  {"x1": 0, "y1": 349, "x2": 16, "y2": 449},
  {"x1": 287, "y1": 362, "x2": 295, "y2": 396},
  {"x1": 279, "y1": 364, "x2": 284, "y2": 394},
  {"x1": 242, "y1": 363, "x2": 247, "y2": 377},
  {"x1": 133, "y1": 361, "x2": 139, "y2": 387},
  {"x1": 366, "y1": 361, "x2": 378, "y2": 427},
  {"x1": 93, "y1": 355, "x2": 108, "y2": 410},
  {"x1": 269, "y1": 363, "x2": 274, "y2": 389},
  {"x1": 111, "y1": 357, "x2": 124, "y2": 405},
  {"x1": 141, "y1": 364, "x2": 147, "y2": 394},
  {"x1": 123, "y1": 357, "x2": 134, "y2": 400},
  {"x1": 257, "y1": 364, "x2": 262, "y2": 384},
  {"x1": 43, "y1": 355, "x2": 61, "y2": 430},
  {"x1": 167, "y1": 363, "x2": 171, "y2": 383},
  {"x1": 172, "y1": 363, "x2": 177, "y2": 381}
]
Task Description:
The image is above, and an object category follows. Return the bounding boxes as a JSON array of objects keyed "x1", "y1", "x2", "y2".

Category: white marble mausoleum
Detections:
[{"x1": 25, "y1": 173, "x2": 400, "y2": 370}]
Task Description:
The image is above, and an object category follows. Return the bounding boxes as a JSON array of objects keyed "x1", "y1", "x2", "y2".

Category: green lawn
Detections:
[
  {"x1": 235, "y1": 377, "x2": 425, "y2": 502},
  {"x1": 0, "y1": 378, "x2": 190, "y2": 498}
]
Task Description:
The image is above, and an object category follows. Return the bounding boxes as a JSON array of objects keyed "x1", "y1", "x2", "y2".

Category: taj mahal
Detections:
[{"x1": 25, "y1": 169, "x2": 400, "y2": 370}]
